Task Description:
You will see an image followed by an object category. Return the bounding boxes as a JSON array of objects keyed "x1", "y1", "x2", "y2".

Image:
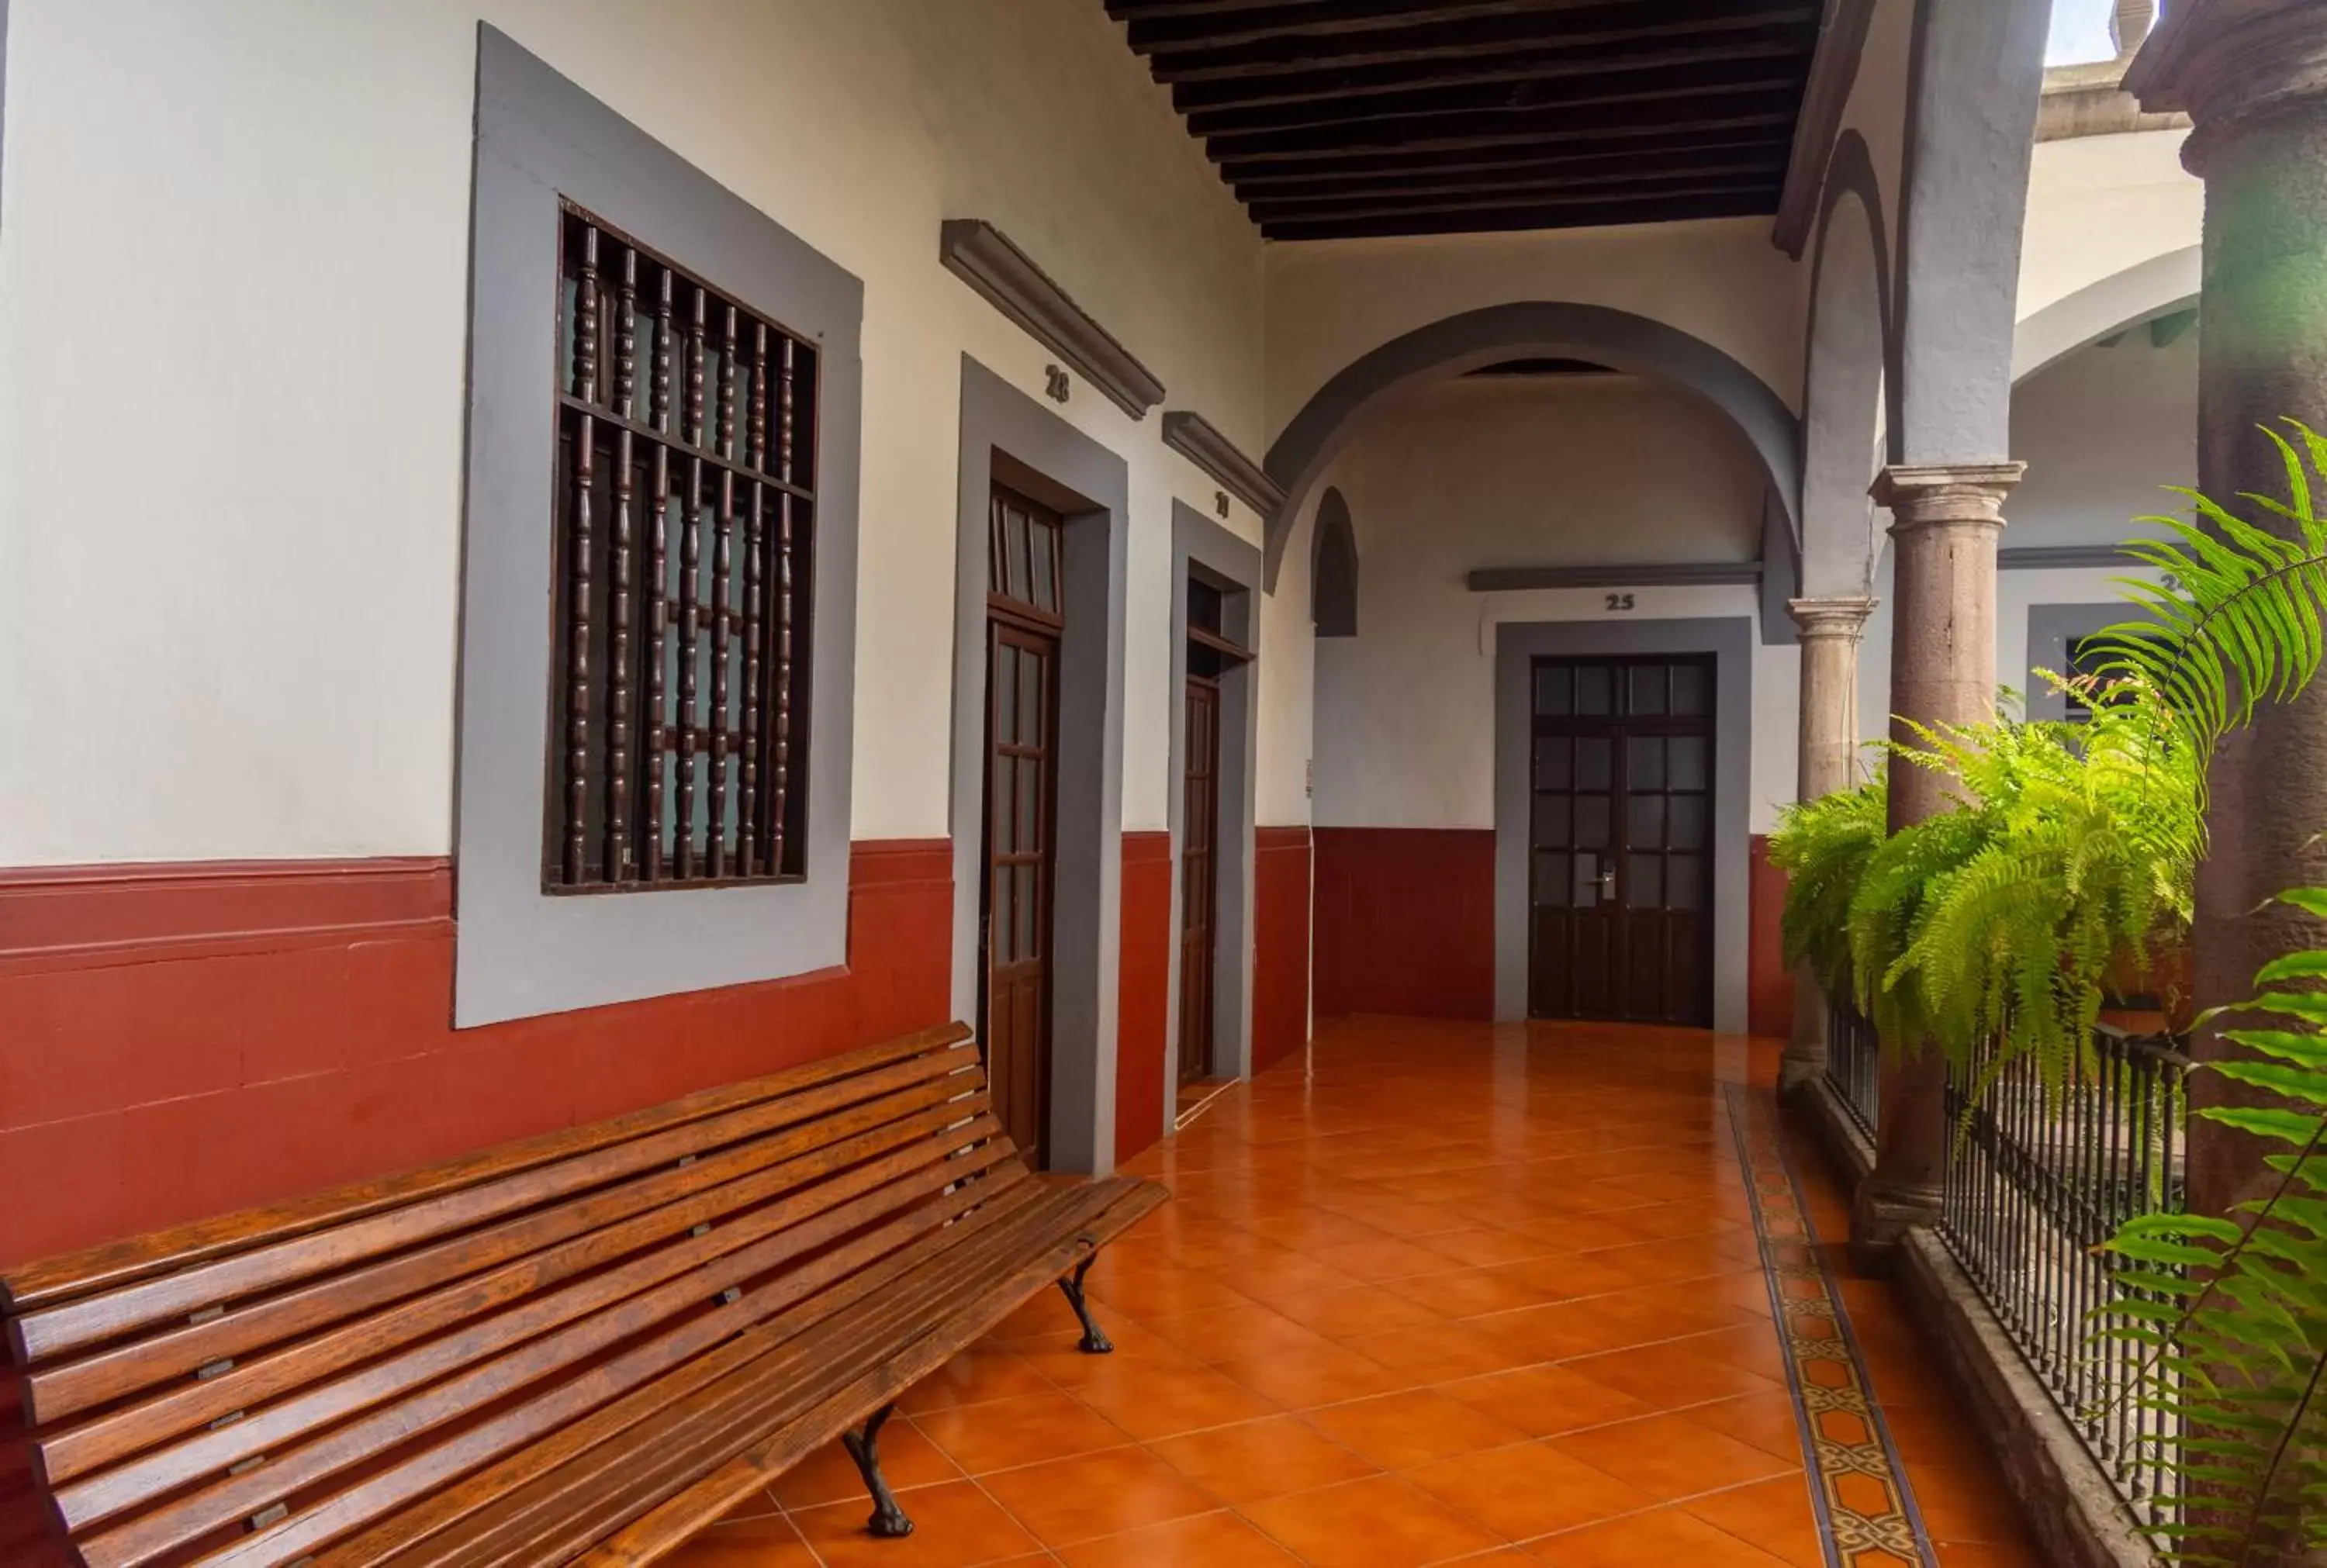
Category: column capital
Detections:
[
  {"x1": 1872, "y1": 461, "x2": 2024, "y2": 531},
  {"x1": 1786, "y1": 596, "x2": 1879, "y2": 643},
  {"x1": 2126, "y1": 0, "x2": 2327, "y2": 173}
]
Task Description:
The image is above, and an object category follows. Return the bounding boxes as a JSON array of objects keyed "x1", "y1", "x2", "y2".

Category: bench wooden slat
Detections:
[
  {"x1": 69, "y1": 1127, "x2": 1015, "y2": 1564},
  {"x1": 574, "y1": 1179, "x2": 1168, "y2": 1568},
  {"x1": 40, "y1": 1087, "x2": 996, "y2": 1496},
  {"x1": 0, "y1": 1024, "x2": 970, "y2": 1317},
  {"x1": 202, "y1": 1165, "x2": 1054, "y2": 1568},
  {"x1": 309, "y1": 1169, "x2": 1060, "y2": 1568},
  {"x1": 368, "y1": 1181, "x2": 1158, "y2": 1568},
  {"x1": 32, "y1": 1065, "x2": 982, "y2": 1444},
  {"x1": 10, "y1": 1035, "x2": 980, "y2": 1365}
]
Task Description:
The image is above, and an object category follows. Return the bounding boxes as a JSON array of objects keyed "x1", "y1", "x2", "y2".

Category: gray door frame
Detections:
[
  {"x1": 1166, "y1": 502, "x2": 1261, "y2": 1093},
  {"x1": 1492, "y1": 616, "x2": 1754, "y2": 1033},
  {"x1": 951, "y1": 356, "x2": 1128, "y2": 1174}
]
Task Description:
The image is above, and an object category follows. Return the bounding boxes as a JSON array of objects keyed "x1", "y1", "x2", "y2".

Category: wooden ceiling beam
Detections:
[
  {"x1": 1219, "y1": 130, "x2": 1794, "y2": 188},
  {"x1": 1185, "y1": 59, "x2": 1807, "y2": 139},
  {"x1": 1243, "y1": 161, "x2": 1790, "y2": 214},
  {"x1": 1170, "y1": 31, "x2": 1810, "y2": 114},
  {"x1": 1260, "y1": 187, "x2": 1783, "y2": 240},
  {"x1": 1201, "y1": 90, "x2": 1804, "y2": 164},
  {"x1": 1125, "y1": 0, "x2": 1624, "y2": 54},
  {"x1": 1105, "y1": 0, "x2": 1338, "y2": 19},
  {"x1": 1248, "y1": 178, "x2": 1786, "y2": 226},
  {"x1": 1226, "y1": 139, "x2": 1795, "y2": 197},
  {"x1": 1143, "y1": 2, "x2": 1817, "y2": 82}
]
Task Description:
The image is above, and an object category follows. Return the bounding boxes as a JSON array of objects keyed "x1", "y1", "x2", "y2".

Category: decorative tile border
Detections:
[{"x1": 1727, "y1": 1083, "x2": 1938, "y2": 1568}]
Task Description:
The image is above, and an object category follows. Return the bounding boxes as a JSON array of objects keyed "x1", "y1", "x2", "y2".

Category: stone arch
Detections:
[
  {"x1": 1801, "y1": 130, "x2": 1895, "y2": 595},
  {"x1": 1260, "y1": 302, "x2": 1803, "y2": 591},
  {"x1": 1312, "y1": 488, "x2": 1359, "y2": 637},
  {"x1": 2013, "y1": 245, "x2": 2201, "y2": 384}
]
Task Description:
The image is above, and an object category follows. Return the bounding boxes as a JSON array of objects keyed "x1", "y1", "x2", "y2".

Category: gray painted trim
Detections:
[
  {"x1": 1468, "y1": 561, "x2": 1763, "y2": 592},
  {"x1": 2001, "y1": 544, "x2": 2139, "y2": 572},
  {"x1": 1893, "y1": 0, "x2": 2052, "y2": 464},
  {"x1": 1, "y1": 0, "x2": 11, "y2": 240},
  {"x1": 1161, "y1": 411, "x2": 1285, "y2": 518},
  {"x1": 1773, "y1": 0, "x2": 1881, "y2": 258},
  {"x1": 953, "y1": 355, "x2": 1128, "y2": 1175},
  {"x1": 1492, "y1": 617, "x2": 1755, "y2": 1033},
  {"x1": 1760, "y1": 492, "x2": 1801, "y2": 648},
  {"x1": 453, "y1": 26, "x2": 863, "y2": 1026},
  {"x1": 939, "y1": 221, "x2": 1164, "y2": 420},
  {"x1": 2025, "y1": 603, "x2": 2123, "y2": 721},
  {"x1": 1312, "y1": 488, "x2": 1358, "y2": 638},
  {"x1": 1806, "y1": 129, "x2": 1903, "y2": 481},
  {"x1": 1166, "y1": 503, "x2": 1262, "y2": 1100},
  {"x1": 1260, "y1": 302, "x2": 1804, "y2": 591}
]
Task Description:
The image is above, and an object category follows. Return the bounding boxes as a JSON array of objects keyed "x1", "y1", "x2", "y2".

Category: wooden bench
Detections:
[{"x1": 0, "y1": 1023, "x2": 1166, "y2": 1568}]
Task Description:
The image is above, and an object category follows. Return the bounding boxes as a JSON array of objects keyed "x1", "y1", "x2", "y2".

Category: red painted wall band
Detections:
[
  {"x1": 1747, "y1": 834, "x2": 1795, "y2": 1039},
  {"x1": 1312, "y1": 827, "x2": 1495, "y2": 1022},
  {"x1": 1253, "y1": 827, "x2": 1312, "y2": 1072},
  {"x1": 1114, "y1": 831, "x2": 1174, "y2": 1166}
]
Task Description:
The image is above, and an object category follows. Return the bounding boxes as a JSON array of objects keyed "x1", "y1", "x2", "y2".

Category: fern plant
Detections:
[
  {"x1": 2103, "y1": 890, "x2": 2327, "y2": 1565},
  {"x1": 1770, "y1": 766, "x2": 1887, "y2": 1003}
]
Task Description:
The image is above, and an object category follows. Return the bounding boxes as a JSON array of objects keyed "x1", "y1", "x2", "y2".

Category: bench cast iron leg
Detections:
[
  {"x1": 1057, "y1": 1256, "x2": 1112, "y2": 1354},
  {"x1": 841, "y1": 1402, "x2": 914, "y2": 1539}
]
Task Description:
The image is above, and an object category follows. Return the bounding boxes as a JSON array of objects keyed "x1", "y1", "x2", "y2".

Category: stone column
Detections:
[
  {"x1": 1849, "y1": 463, "x2": 2021, "y2": 1270},
  {"x1": 2128, "y1": 3, "x2": 2327, "y2": 1231},
  {"x1": 1779, "y1": 596, "x2": 1878, "y2": 1096}
]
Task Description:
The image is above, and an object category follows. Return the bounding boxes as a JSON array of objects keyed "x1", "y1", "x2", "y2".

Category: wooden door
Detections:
[
  {"x1": 1527, "y1": 656, "x2": 1714, "y2": 1026},
  {"x1": 1178, "y1": 675, "x2": 1221, "y2": 1086},
  {"x1": 983, "y1": 484, "x2": 1066, "y2": 1168}
]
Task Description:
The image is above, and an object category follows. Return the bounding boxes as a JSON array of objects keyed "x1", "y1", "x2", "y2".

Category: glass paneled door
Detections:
[{"x1": 1527, "y1": 656, "x2": 1714, "y2": 1026}]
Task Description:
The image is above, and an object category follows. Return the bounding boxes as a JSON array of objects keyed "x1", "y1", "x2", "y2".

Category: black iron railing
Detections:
[
  {"x1": 1939, "y1": 1023, "x2": 2189, "y2": 1525},
  {"x1": 1826, "y1": 1001, "x2": 1880, "y2": 1141}
]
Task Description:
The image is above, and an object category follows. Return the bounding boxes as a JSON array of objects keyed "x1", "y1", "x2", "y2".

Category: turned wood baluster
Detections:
[
  {"x1": 773, "y1": 337, "x2": 798, "y2": 874},
  {"x1": 605, "y1": 244, "x2": 639, "y2": 882},
  {"x1": 741, "y1": 322, "x2": 770, "y2": 876},
  {"x1": 645, "y1": 265, "x2": 675, "y2": 882},
  {"x1": 709, "y1": 305, "x2": 739, "y2": 877},
  {"x1": 678, "y1": 283, "x2": 707, "y2": 879},
  {"x1": 563, "y1": 223, "x2": 601, "y2": 886}
]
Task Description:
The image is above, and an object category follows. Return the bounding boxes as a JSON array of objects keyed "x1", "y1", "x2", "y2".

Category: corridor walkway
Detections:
[{"x1": 669, "y1": 1018, "x2": 2039, "y2": 1566}]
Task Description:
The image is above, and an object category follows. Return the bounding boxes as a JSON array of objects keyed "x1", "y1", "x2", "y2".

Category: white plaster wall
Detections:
[
  {"x1": 2011, "y1": 330, "x2": 2197, "y2": 547},
  {"x1": 1833, "y1": 0, "x2": 1916, "y2": 268},
  {"x1": 1264, "y1": 218, "x2": 1807, "y2": 444},
  {"x1": 1257, "y1": 488, "x2": 1319, "y2": 828},
  {"x1": 2017, "y1": 128, "x2": 2201, "y2": 323},
  {"x1": 0, "y1": 0, "x2": 1264, "y2": 863},
  {"x1": 1305, "y1": 375, "x2": 1800, "y2": 835}
]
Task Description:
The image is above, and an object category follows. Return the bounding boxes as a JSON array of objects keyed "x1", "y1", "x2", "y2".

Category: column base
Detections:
[
  {"x1": 1778, "y1": 1045, "x2": 1825, "y2": 1097},
  {"x1": 1848, "y1": 1174, "x2": 1942, "y2": 1274}
]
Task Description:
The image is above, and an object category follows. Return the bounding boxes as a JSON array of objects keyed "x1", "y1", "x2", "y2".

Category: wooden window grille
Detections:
[{"x1": 549, "y1": 204, "x2": 818, "y2": 891}]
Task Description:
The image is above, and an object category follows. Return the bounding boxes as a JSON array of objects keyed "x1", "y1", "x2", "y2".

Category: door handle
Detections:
[{"x1": 1595, "y1": 866, "x2": 1616, "y2": 900}]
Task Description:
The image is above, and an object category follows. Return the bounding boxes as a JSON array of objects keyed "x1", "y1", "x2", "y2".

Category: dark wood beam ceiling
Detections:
[{"x1": 1103, "y1": 0, "x2": 1819, "y2": 240}]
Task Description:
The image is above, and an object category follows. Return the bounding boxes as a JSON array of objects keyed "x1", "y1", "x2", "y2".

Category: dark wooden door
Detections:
[
  {"x1": 982, "y1": 483, "x2": 1066, "y2": 1169},
  {"x1": 1527, "y1": 656, "x2": 1714, "y2": 1026},
  {"x1": 1179, "y1": 675, "x2": 1220, "y2": 1086}
]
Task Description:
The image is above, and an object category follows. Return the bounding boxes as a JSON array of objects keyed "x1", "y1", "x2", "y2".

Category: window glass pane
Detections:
[
  {"x1": 993, "y1": 865, "x2": 1015, "y2": 961},
  {"x1": 1627, "y1": 736, "x2": 1664, "y2": 791},
  {"x1": 995, "y1": 644, "x2": 1018, "y2": 741},
  {"x1": 1533, "y1": 851, "x2": 1570, "y2": 907},
  {"x1": 1016, "y1": 864, "x2": 1038, "y2": 957},
  {"x1": 1672, "y1": 662, "x2": 1711, "y2": 716},
  {"x1": 1016, "y1": 758, "x2": 1040, "y2": 848},
  {"x1": 991, "y1": 751, "x2": 1012, "y2": 845},
  {"x1": 1007, "y1": 508, "x2": 1032, "y2": 602},
  {"x1": 1533, "y1": 665, "x2": 1572, "y2": 716},
  {"x1": 1576, "y1": 737, "x2": 1613, "y2": 790},
  {"x1": 1627, "y1": 794, "x2": 1665, "y2": 848},
  {"x1": 1575, "y1": 795, "x2": 1611, "y2": 849},
  {"x1": 1532, "y1": 793, "x2": 1572, "y2": 848},
  {"x1": 1573, "y1": 852, "x2": 1606, "y2": 906},
  {"x1": 1627, "y1": 854, "x2": 1664, "y2": 908},
  {"x1": 1668, "y1": 735, "x2": 1710, "y2": 791},
  {"x1": 1628, "y1": 665, "x2": 1668, "y2": 716},
  {"x1": 1533, "y1": 737, "x2": 1571, "y2": 789},
  {"x1": 1019, "y1": 653, "x2": 1043, "y2": 746},
  {"x1": 1575, "y1": 665, "x2": 1613, "y2": 716},
  {"x1": 1031, "y1": 520, "x2": 1058, "y2": 612},
  {"x1": 1670, "y1": 794, "x2": 1710, "y2": 852},
  {"x1": 1668, "y1": 854, "x2": 1706, "y2": 910}
]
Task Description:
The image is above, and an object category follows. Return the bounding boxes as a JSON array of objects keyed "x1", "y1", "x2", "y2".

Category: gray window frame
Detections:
[{"x1": 453, "y1": 27, "x2": 863, "y2": 1027}]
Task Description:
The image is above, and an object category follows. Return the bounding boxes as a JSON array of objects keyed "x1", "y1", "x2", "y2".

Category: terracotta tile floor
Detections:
[{"x1": 666, "y1": 1017, "x2": 2043, "y2": 1566}]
